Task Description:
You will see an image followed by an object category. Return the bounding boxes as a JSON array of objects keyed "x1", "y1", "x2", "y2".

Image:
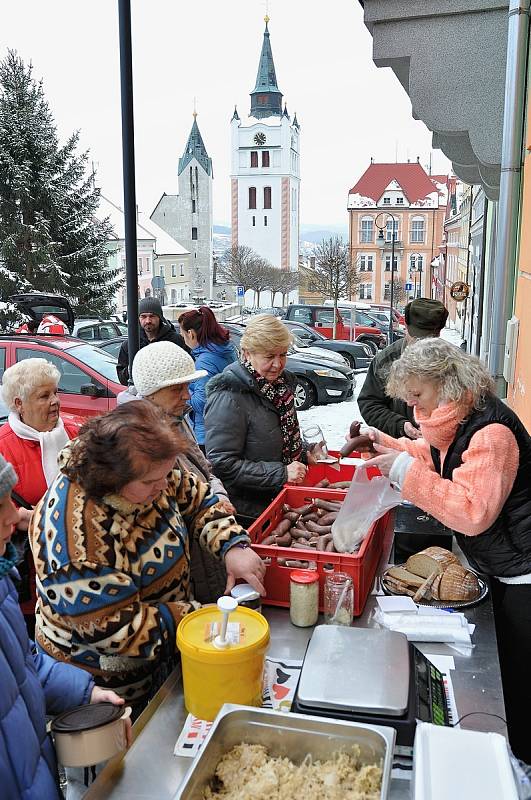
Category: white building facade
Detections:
[{"x1": 231, "y1": 18, "x2": 300, "y2": 275}]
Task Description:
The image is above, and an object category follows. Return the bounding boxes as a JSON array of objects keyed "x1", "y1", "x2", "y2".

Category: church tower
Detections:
[
  {"x1": 152, "y1": 113, "x2": 213, "y2": 299},
  {"x1": 231, "y1": 17, "x2": 300, "y2": 276}
]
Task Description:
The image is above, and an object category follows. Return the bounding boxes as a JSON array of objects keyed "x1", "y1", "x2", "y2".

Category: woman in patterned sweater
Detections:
[{"x1": 29, "y1": 401, "x2": 265, "y2": 713}]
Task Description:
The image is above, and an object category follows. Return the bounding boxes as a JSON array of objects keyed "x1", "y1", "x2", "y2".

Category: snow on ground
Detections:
[{"x1": 298, "y1": 323, "x2": 464, "y2": 450}]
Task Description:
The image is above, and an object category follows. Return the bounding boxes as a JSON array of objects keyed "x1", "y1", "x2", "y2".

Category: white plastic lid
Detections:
[{"x1": 230, "y1": 584, "x2": 260, "y2": 602}]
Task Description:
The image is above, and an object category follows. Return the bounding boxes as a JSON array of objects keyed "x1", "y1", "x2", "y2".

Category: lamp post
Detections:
[{"x1": 375, "y1": 212, "x2": 397, "y2": 344}]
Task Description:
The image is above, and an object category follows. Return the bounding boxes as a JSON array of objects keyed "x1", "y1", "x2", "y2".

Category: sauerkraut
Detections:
[{"x1": 203, "y1": 742, "x2": 382, "y2": 800}]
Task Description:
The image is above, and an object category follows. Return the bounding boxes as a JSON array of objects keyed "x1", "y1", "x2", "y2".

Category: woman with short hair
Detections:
[
  {"x1": 30, "y1": 401, "x2": 265, "y2": 712},
  {"x1": 204, "y1": 314, "x2": 308, "y2": 525},
  {"x1": 178, "y1": 306, "x2": 237, "y2": 450},
  {"x1": 0, "y1": 358, "x2": 82, "y2": 635},
  {"x1": 355, "y1": 337, "x2": 531, "y2": 762}
]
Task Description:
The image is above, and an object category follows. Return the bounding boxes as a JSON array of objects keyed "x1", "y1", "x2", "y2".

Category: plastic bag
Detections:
[{"x1": 331, "y1": 466, "x2": 402, "y2": 553}]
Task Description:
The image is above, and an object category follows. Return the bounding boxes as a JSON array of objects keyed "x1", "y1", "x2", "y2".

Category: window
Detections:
[
  {"x1": 145, "y1": 257, "x2": 151, "y2": 273},
  {"x1": 98, "y1": 323, "x2": 116, "y2": 340},
  {"x1": 383, "y1": 197, "x2": 391, "y2": 205},
  {"x1": 264, "y1": 216, "x2": 268, "y2": 226},
  {"x1": 171, "y1": 289, "x2": 177, "y2": 303},
  {"x1": 192, "y1": 199, "x2": 196, "y2": 213},
  {"x1": 191, "y1": 227, "x2": 198, "y2": 240},
  {"x1": 262, "y1": 151, "x2": 270, "y2": 167},
  {"x1": 263, "y1": 186, "x2": 271, "y2": 209},
  {"x1": 359, "y1": 254, "x2": 374, "y2": 272},
  {"x1": 252, "y1": 216, "x2": 256, "y2": 226},
  {"x1": 385, "y1": 219, "x2": 399, "y2": 241},
  {"x1": 251, "y1": 151, "x2": 258, "y2": 168},
  {"x1": 292, "y1": 308, "x2": 313, "y2": 325},
  {"x1": 410, "y1": 217, "x2": 425, "y2": 243},
  {"x1": 160, "y1": 265, "x2": 165, "y2": 278},
  {"x1": 359, "y1": 284, "x2": 373, "y2": 300},
  {"x1": 396, "y1": 197, "x2": 404, "y2": 205},
  {"x1": 384, "y1": 255, "x2": 398, "y2": 271},
  {"x1": 409, "y1": 254, "x2": 424, "y2": 271},
  {"x1": 76, "y1": 325, "x2": 97, "y2": 341},
  {"x1": 16, "y1": 348, "x2": 93, "y2": 395},
  {"x1": 137, "y1": 257, "x2": 143, "y2": 275},
  {"x1": 180, "y1": 263, "x2": 184, "y2": 276},
  {"x1": 359, "y1": 217, "x2": 374, "y2": 244},
  {"x1": 384, "y1": 283, "x2": 391, "y2": 301},
  {"x1": 248, "y1": 187, "x2": 256, "y2": 209},
  {"x1": 171, "y1": 263, "x2": 177, "y2": 277},
  {"x1": 316, "y1": 310, "x2": 335, "y2": 326}
]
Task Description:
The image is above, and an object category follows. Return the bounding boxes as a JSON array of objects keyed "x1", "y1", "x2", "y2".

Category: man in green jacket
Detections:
[{"x1": 358, "y1": 299, "x2": 449, "y2": 438}]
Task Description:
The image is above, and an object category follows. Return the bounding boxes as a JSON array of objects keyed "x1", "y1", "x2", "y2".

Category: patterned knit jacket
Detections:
[{"x1": 29, "y1": 465, "x2": 249, "y2": 704}]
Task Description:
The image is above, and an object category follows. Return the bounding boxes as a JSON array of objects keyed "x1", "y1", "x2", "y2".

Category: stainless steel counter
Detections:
[{"x1": 86, "y1": 516, "x2": 506, "y2": 799}]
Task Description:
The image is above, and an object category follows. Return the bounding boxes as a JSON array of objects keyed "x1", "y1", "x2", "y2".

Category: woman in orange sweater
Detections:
[{"x1": 354, "y1": 338, "x2": 531, "y2": 762}]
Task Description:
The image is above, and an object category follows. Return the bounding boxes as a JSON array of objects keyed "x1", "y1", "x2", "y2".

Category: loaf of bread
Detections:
[
  {"x1": 436, "y1": 563, "x2": 481, "y2": 602},
  {"x1": 406, "y1": 546, "x2": 459, "y2": 578},
  {"x1": 386, "y1": 566, "x2": 425, "y2": 588}
]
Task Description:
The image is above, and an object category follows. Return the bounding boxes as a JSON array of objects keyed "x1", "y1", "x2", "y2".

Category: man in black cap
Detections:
[
  {"x1": 117, "y1": 297, "x2": 190, "y2": 384},
  {"x1": 358, "y1": 298, "x2": 449, "y2": 438}
]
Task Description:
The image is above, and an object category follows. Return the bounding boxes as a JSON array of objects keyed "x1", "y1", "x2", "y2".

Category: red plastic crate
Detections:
[
  {"x1": 302, "y1": 450, "x2": 380, "y2": 488},
  {"x1": 248, "y1": 486, "x2": 388, "y2": 617}
]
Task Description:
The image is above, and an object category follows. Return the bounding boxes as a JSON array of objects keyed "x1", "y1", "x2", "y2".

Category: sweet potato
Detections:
[
  {"x1": 305, "y1": 520, "x2": 333, "y2": 535},
  {"x1": 313, "y1": 498, "x2": 341, "y2": 512},
  {"x1": 269, "y1": 518, "x2": 292, "y2": 538}
]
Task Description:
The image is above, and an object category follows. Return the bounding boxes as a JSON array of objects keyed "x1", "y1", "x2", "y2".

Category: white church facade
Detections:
[{"x1": 231, "y1": 18, "x2": 300, "y2": 274}]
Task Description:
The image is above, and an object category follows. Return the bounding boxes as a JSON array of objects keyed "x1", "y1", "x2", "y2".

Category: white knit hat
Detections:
[{"x1": 132, "y1": 341, "x2": 207, "y2": 397}]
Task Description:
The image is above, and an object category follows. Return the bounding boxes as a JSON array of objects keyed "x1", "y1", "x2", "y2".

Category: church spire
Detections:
[
  {"x1": 178, "y1": 113, "x2": 212, "y2": 177},
  {"x1": 250, "y1": 17, "x2": 283, "y2": 119}
]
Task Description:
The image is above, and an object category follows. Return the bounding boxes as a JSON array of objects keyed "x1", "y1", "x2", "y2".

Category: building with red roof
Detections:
[{"x1": 348, "y1": 160, "x2": 451, "y2": 305}]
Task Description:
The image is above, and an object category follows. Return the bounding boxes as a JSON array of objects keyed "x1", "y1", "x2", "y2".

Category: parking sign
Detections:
[
  {"x1": 237, "y1": 286, "x2": 245, "y2": 298},
  {"x1": 405, "y1": 282, "x2": 413, "y2": 292}
]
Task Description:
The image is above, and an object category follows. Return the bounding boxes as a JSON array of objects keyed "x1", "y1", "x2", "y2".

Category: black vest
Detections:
[{"x1": 430, "y1": 396, "x2": 531, "y2": 577}]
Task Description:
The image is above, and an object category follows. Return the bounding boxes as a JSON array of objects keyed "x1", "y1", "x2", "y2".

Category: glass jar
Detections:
[
  {"x1": 231, "y1": 583, "x2": 262, "y2": 614},
  {"x1": 324, "y1": 572, "x2": 354, "y2": 626},
  {"x1": 289, "y1": 570, "x2": 319, "y2": 627}
]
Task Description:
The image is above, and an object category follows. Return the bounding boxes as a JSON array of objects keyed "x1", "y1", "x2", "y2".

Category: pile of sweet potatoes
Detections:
[{"x1": 260, "y1": 495, "x2": 345, "y2": 553}]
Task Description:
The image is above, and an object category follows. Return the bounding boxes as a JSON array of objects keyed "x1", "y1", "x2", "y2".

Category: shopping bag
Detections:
[{"x1": 331, "y1": 465, "x2": 402, "y2": 553}]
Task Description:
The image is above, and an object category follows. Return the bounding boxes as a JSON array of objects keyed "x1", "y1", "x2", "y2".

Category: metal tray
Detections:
[
  {"x1": 381, "y1": 565, "x2": 489, "y2": 609},
  {"x1": 173, "y1": 703, "x2": 396, "y2": 799}
]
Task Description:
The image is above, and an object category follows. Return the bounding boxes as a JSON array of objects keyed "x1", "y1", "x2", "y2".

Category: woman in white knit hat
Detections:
[{"x1": 130, "y1": 341, "x2": 235, "y2": 603}]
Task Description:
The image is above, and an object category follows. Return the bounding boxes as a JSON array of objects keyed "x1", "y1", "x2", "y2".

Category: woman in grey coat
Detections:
[{"x1": 204, "y1": 315, "x2": 308, "y2": 526}]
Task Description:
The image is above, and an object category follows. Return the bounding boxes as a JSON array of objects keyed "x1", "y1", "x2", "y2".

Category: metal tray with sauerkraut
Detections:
[{"x1": 173, "y1": 704, "x2": 396, "y2": 800}]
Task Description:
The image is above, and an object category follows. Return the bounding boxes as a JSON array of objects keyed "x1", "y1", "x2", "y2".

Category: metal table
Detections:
[{"x1": 86, "y1": 516, "x2": 506, "y2": 799}]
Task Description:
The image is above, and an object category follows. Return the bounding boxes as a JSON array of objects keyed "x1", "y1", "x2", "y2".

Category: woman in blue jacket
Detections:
[
  {"x1": 0, "y1": 453, "x2": 126, "y2": 800},
  {"x1": 178, "y1": 307, "x2": 237, "y2": 449}
]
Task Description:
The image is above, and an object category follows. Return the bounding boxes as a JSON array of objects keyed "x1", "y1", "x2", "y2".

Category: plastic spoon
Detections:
[{"x1": 213, "y1": 596, "x2": 238, "y2": 649}]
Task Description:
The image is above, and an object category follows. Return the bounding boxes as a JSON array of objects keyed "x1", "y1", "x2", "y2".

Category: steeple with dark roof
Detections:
[
  {"x1": 178, "y1": 113, "x2": 212, "y2": 177},
  {"x1": 250, "y1": 17, "x2": 283, "y2": 119}
]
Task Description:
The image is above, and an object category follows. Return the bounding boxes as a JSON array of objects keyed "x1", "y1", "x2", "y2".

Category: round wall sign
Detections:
[{"x1": 450, "y1": 281, "x2": 470, "y2": 302}]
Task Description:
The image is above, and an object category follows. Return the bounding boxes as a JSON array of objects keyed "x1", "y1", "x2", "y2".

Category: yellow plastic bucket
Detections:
[{"x1": 176, "y1": 604, "x2": 270, "y2": 721}]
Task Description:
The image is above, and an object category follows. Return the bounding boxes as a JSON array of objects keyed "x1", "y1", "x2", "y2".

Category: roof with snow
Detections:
[
  {"x1": 348, "y1": 163, "x2": 447, "y2": 205},
  {"x1": 178, "y1": 115, "x2": 212, "y2": 177},
  {"x1": 250, "y1": 19, "x2": 283, "y2": 119},
  {"x1": 98, "y1": 195, "x2": 188, "y2": 256}
]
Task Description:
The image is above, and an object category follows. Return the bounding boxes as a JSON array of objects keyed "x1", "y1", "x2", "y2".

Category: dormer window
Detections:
[
  {"x1": 396, "y1": 197, "x2": 404, "y2": 205},
  {"x1": 383, "y1": 197, "x2": 391, "y2": 205}
]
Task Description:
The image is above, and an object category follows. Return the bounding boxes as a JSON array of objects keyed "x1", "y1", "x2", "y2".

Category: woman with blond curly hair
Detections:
[
  {"x1": 346, "y1": 337, "x2": 531, "y2": 762},
  {"x1": 204, "y1": 314, "x2": 309, "y2": 525}
]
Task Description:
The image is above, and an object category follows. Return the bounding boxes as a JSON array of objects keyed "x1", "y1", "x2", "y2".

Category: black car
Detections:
[
  {"x1": 283, "y1": 321, "x2": 373, "y2": 371},
  {"x1": 223, "y1": 323, "x2": 354, "y2": 410}
]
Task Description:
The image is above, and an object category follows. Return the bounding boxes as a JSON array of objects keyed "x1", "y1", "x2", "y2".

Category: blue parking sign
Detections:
[
  {"x1": 237, "y1": 286, "x2": 245, "y2": 298},
  {"x1": 405, "y1": 282, "x2": 413, "y2": 292}
]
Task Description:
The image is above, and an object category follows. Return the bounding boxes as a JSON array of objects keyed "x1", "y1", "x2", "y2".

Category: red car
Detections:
[{"x1": 1, "y1": 294, "x2": 122, "y2": 418}]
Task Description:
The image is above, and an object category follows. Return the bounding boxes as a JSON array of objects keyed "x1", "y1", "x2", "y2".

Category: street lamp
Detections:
[{"x1": 375, "y1": 211, "x2": 397, "y2": 344}]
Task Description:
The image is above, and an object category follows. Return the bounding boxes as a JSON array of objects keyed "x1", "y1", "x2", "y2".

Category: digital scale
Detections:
[{"x1": 290, "y1": 626, "x2": 450, "y2": 755}]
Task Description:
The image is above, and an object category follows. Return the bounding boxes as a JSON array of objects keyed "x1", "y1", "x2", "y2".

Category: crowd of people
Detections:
[{"x1": 1, "y1": 297, "x2": 531, "y2": 796}]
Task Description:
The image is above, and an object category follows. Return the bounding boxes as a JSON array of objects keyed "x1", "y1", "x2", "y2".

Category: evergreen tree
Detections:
[{"x1": 0, "y1": 50, "x2": 119, "y2": 327}]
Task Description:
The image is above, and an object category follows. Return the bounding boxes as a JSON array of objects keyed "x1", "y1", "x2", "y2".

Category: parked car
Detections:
[
  {"x1": 2, "y1": 293, "x2": 122, "y2": 418},
  {"x1": 73, "y1": 319, "x2": 128, "y2": 342},
  {"x1": 283, "y1": 321, "x2": 373, "y2": 370},
  {"x1": 283, "y1": 304, "x2": 386, "y2": 354},
  {"x1": 242, "y1": 307, "x2": 286, "y2": 318},
  {"x1": 11, "y1": 293, "x2": 128, "y2": 343},
  {"x1": 369, "y1": 303, "x2": 406, "y2": 327},
  {"x1": 223, "y1": 323, "x2": 355, "y2": 410}
]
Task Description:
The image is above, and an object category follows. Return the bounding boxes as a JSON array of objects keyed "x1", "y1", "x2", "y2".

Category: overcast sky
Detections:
[{"x1": 1, "y1": 0, "x2": 450, "y2": 228}]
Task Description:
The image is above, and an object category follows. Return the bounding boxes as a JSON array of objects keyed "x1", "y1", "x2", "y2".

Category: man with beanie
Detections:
[
  {"x1": 358, "y1": 298, "x2": 449, "y2": 438},
  {"x1": 117, "y1": 297, "x2": 190, "y2": 385},
  {"x1": 0, "y1": 453, "x2": 128, "y2": 798}
]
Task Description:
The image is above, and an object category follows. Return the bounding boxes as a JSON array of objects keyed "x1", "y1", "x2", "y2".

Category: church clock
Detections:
[{"x1": 253, "y1": 132, "x2": 266, "y2": 146}]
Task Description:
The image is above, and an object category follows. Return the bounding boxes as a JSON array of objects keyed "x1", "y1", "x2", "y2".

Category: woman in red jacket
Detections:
[{"x1": 0, "y1": 357, "x2": 81, "y2": 636}]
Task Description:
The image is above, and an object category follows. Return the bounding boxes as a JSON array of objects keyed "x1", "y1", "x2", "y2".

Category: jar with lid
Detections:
[
  {"x1": 289, "y1": 570, "x2": 319, "y2": 627},
  {"x1": 324, "y1": 572, "x2": 354, "y2": 626},
  {"x1": 231, "y1": 583, "x2": 262, "y2": 614}
]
